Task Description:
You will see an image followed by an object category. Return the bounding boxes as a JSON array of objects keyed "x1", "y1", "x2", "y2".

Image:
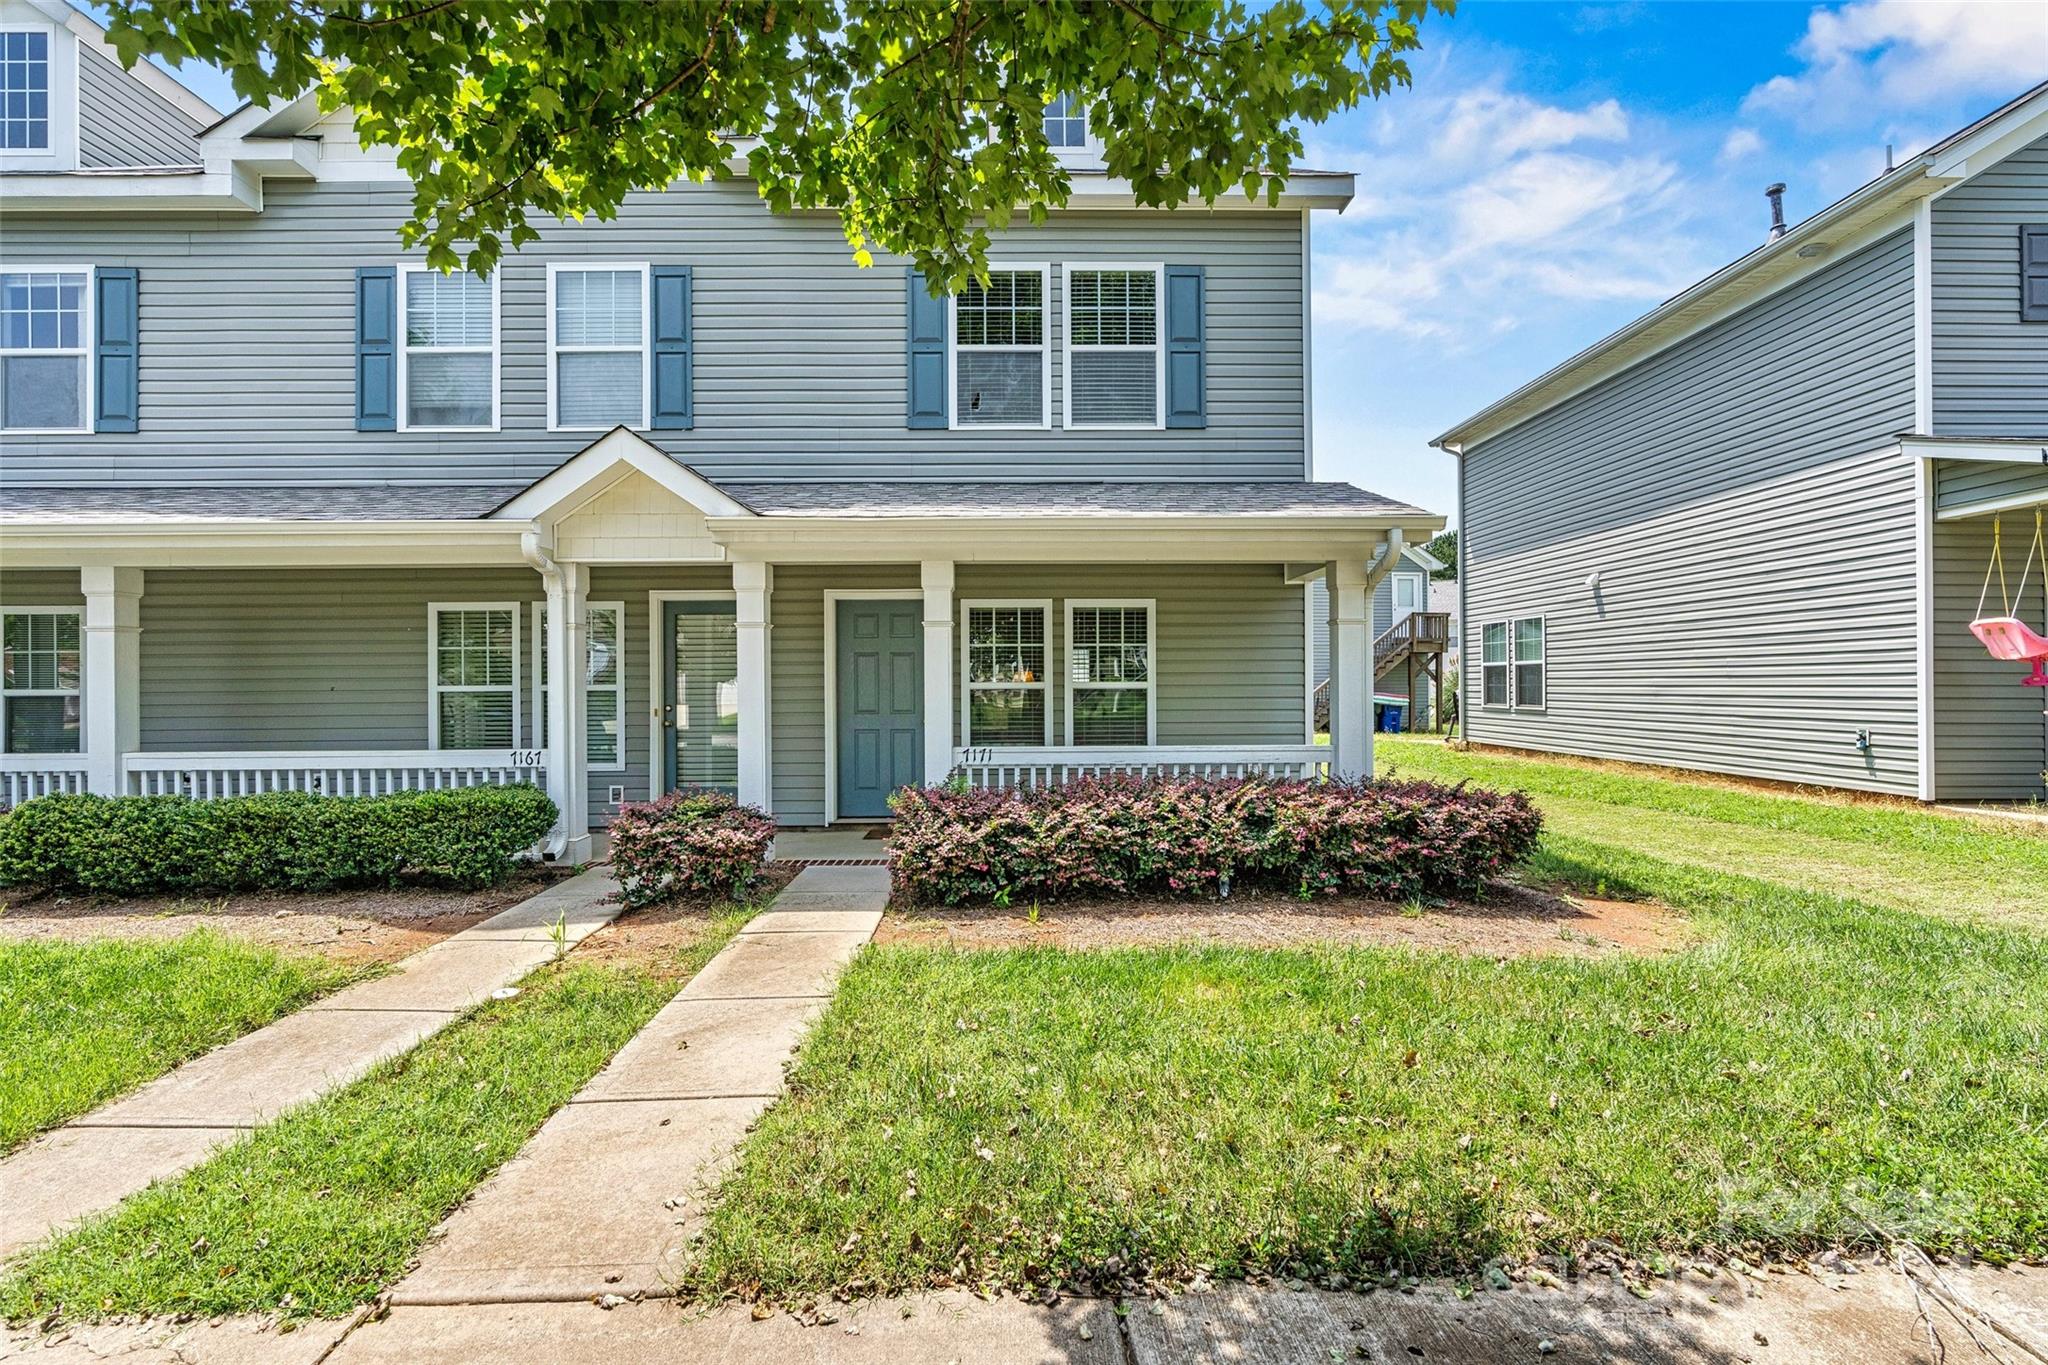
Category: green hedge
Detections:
[{"x1": 0, "y1": 786, "x2": 557, "y2": 895}]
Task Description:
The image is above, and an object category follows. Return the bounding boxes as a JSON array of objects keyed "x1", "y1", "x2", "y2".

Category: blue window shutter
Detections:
[
  {"x1": 355, "y1": 266, "x2": 397, "y2": 432},
  {"x1": 1164, "y1": 264, "x2": 1205, "y2": 429},
  {"x1": 651, "y1": 265, "x2": 693, "y2": 429},
  {"x1": 93, "y1": 267, "x2": 138, "y2": 433},
  {"x1": 2022, "y1": 225, "x2": 2048, "y2": 323},
  {"x1": 906, "y1": 268, "x2": 948, "y2": 428}
]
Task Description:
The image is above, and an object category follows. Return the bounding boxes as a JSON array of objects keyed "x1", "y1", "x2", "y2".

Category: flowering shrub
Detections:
[
  {"x1": 609, "y1": 788, "x2": 776, "y2": 907},
  {"x1": 888, "y1": 775, "x2": 1541, "y2": 906}
]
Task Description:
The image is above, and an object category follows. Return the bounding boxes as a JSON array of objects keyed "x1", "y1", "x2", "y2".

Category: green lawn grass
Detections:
[
  {"x1": 0, "y1": 906, "x2": 754, "y2": 1322},
  {"x1": 682, "y1": 753, "x2": 2048, "y2": 1301},
  {"x1": 0, "y1": 932, "x2": 363, "y2": 1153}
]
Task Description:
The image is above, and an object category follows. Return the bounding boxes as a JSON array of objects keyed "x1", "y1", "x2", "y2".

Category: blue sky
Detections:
[
  {"x1": 1302, "y1": 0, "x2": 2046, "y2": 522},
  {"x1": 113, "y1": 2, "x2": 2047, "y2": 523}
]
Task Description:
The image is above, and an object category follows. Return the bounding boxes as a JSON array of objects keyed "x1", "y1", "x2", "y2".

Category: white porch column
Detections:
[
  {"x1": 81, "y1": 567, "x2": 142, "y2": 796},
  {"x1": 543, "y1": 560, "x2": 591, "y2": 863},
  {"x1": 734, "y1": 560, "x2": 774, "y2": 812},
  {"x1": 1326, "y1": 558, "x2": 1374, "y2": 782},
  {"x1": 921, "y1": 559, "x2": 955, "y2": 787}
]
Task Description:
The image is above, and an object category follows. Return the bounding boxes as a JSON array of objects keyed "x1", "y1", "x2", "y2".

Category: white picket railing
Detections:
[
  {"x1": 121, "y1": 749, "x2": 550, "y2": 799},
  {"x1": 950, "y1": 745, "x2": 1330, "y2": 791},
  {"x1": 0, "y1": 756, "x2": 91, "y2": 809}
]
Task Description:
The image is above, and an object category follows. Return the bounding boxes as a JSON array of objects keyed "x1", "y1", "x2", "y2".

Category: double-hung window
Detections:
[
  {"x1": 399, "y1": 266, "x2": 497, "y2": 430},
  {"x1": 1, "y1": 268, "x2": 89, "y2": 432},
  {"x1": 1064, "y1": 264, "x2": 1162, "y2": 428},
  {"x1": 1042, "y1": 93, "x2": 1087, "y2": 149},
  {"x1": 1066, "y1": 601, "x2": 1154, "y2": 746},
  {"x1": 1, "y1": 608, "x2": 81, "y2": 754},
  {"x1": 0, "y1": 28, "x2": 51, "y2": 151},
  {"x1": 951, "y1": 265, "x2": 1049, "y2": 428},
  {"x1": 1480, "y1": 622, "x2": 1509, "y2": 708},
  {"x1": 429, "y1": 605, "x2": 519, "y2": 749},
  {"x1": 532, "y1": 602, "x2": 626, "y2": 771},
  {"x1": 1513, "y1": 617, "x2": 1545, "y2": 709},
  {"x1": 549, "y1": 263, "x2": 650, "y2": 430},
  {"x1": 962, "y1": 602, "x2": 1051, "y2": 746}
]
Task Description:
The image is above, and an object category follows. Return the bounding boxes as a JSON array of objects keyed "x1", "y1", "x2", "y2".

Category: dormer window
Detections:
[
  {"x1": 0, "y1": 28, "x2": 51, "y2": 151},
  {"x1": 1042, "y1": 93, "x2": 1087, "y2": 150}
]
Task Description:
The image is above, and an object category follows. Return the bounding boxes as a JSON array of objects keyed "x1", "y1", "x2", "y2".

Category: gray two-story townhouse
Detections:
[
  {"x1": 0, "y1": 1, "x2": 1442, "y2": 858},
  {"x1": 1436, "y1": 82, "x2": 2048, "y2": 804}
]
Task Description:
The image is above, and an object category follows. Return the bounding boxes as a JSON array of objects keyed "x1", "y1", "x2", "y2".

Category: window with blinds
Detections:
[
  {"x1": 2, "y1": 608, "x2": 80, "y2": 754},
  {"x1": 1067, "y1": 602, "x2": 1153, "y2": 746},
  {"x1": 953, "y1": 268, "x2": 1046, "y2": 427},
  {"x1": 1066, "y1": 267, "x2": 1160, "y2": 428},
  {"x1": 431, "y1": 605, "x2": 517, "y2": 749},
  {"x1": 551, "y1": 265, "x2": 648, "y2": 430},
  {"x1": 401, "y1": 267, "x2": 495, "y2": 430},
  {"x1": 671, "y1": 603, "x2": 739, "y2": 794},
  {"x1": 964, "y1": 603, "x2": 1049, "y2": 745},
  {"x1": 533, "y1": 603, "x2": 626, "y2": 770}
]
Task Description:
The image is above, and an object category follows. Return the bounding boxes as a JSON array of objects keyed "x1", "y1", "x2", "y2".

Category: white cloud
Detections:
[
  {"x1": 1743, "y1": 0, "x2": 2047, "y2": 125},
  {"x1": 1310, "y1": 81, "x2": 1705, "y2": 347},
  {"x1": 1719, "y1": 127, "x2": 1764, "y2": 162}
]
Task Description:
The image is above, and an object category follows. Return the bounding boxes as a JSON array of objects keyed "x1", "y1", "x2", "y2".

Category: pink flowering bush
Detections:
[
  {"x1": 888, "y1": 775, "x2": 1541, "y2": 906},
  {"x1": 610, "y1": 788, "x2": 775, "y2": 907}
]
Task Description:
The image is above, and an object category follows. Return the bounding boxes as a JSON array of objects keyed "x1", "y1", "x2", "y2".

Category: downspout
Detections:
[{"x1": 520, "y1": 527, "x2": 568, "y2": 860}]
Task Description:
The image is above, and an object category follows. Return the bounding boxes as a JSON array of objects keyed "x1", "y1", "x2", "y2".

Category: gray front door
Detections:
[
  {"x1": 836, "y1": 599, "x2": 922, "y2": 818},
  {"x1": 663, "y1": 599, "x2": 738, "y2": 794}
]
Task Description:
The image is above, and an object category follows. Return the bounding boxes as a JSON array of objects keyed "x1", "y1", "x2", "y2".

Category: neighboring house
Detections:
[
  {"x1": 0, "y1": 1, "x2": 1444, "y2": 856},
  {"x1": 1437, "y1": 83, "x2": 2048, "y2": 802},
  {"x1": 1427, "y1": 579, "x2": 1459, "y2": 673},
  {"x1": 1308, "y1": 544, "x2": 1449, "y2": 729}
]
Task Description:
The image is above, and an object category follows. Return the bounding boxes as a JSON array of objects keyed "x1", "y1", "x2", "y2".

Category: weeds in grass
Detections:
[{"x1": 548, "y1": 909, "x2": 569, "y2": 962}]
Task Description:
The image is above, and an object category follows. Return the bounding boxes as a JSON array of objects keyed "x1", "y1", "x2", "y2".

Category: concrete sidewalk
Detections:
[
  {"x1": 0, "y1": 867, "x2": 625, "y2": 1261},
  {"x1": 329, "y1": 864, "x2": 887, "y2": 1332}
]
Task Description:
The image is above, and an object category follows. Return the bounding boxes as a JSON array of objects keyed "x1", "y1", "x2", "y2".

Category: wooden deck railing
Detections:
[{"x1": 1373, "y1": 611, "x2": 1450, "y2": 669}]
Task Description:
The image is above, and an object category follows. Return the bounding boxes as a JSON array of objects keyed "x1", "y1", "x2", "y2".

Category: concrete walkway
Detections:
[
  {"x1": 0, "y1": 868, "x2": 625, "y2": 1261},
  {"x1": 325, "y1": 864, "x2": 887, "y2": 1350}
]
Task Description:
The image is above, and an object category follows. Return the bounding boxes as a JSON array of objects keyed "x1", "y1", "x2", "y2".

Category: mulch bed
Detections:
[
  {"x1": 877, "y1": 878, "x2": 1685, "y2": 959},
  {"x1": 574, "y1": 863, "x2": 802, "y2": 976}
]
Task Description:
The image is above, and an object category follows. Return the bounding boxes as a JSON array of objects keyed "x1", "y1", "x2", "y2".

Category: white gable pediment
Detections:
[{"x1": 493, "y1": 428, "x2": 750, "y2": 563}]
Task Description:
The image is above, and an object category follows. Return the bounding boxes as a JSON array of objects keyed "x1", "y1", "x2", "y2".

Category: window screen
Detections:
[
  {"x1": 554, "y1": 268, "x2": 646, "y2": 428},
  {"x1": 403, "y1": 269, "x2": 494, "y2": 428},
  {"x1": 1, "y1": 270, "x2": 87, "y2": 431},
  {"x1": 955, "y1": 270, "x2": 1044, "y2": 426},
  {"x1": 1068, "y1": 269, "x2": 1159, "y2": 426}
]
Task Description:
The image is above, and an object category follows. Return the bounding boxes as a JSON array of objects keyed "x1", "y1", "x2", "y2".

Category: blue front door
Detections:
[{"x1": 836, "y1": 599, "x2": 922, "y2": 818}]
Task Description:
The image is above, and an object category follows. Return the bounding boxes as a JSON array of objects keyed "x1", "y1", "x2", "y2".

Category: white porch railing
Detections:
[
  {"x1": 1, "y1": 756, "x2": 92, "y2": 809},
  {"x1": 950, "y1": 745, "x2": 1330, "y2": 790},
  {"x1": 121, "y1": 749, "x2": 550, "y2": 799}
]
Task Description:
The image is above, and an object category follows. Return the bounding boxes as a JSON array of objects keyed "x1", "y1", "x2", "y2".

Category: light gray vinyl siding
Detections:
[
  {"x1": 767, "y1": 563, "x2": 1309, "y2": 825},
  {"x1": 1931, "y1": 134, "x2": 2048, "y2": 438},
  {"x1": 1930, "y1": 513, "x2": 2047, "y2": 800},
  {"x1": 2, "y1": 180, "x2": 1304, "y2": 487},
  {"x1": 1934, "y1": 459, "x2": 2048, "y2": 516},
  {"x1": 76, "y1": 48, "x2": 203, "y2": 169},
  {"x1": 1460, "y1": 230, "x2": 1921, "y2": 794}
]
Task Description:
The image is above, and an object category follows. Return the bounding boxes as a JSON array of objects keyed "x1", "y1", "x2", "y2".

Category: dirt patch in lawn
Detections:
[
  {"x1": 877, "y1": 879, "x2": 1684, "y2": 958},
  {"x1": 573, "y1": 863, "x2": 801, "y2": 977},
  {"x1": 0, "y1": 866, "x2": 577, "y2": 967}
]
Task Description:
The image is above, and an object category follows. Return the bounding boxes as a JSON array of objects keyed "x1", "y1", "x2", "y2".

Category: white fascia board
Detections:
[
  {"x1": 490, "y1": 427, "x2": 757, "y2": 522},
  {"x1": 1903, "y1": 436, "x2": 2048, "y2": 465},
  {"x1": 1401, "y1": 544, "x2": 1445, "y2": 573},
  {"x1": 1926, "y1": 100, "x2": 2048, "y2": 187},
  {"x1": 0, "y1": 521, "x2": 530, "y2": 569},
  {"x1": 0, "y1": 167, "x2": 264, "y2": 211}
]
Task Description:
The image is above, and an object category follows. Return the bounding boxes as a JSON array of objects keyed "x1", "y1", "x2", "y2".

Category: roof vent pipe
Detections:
[{"x1": 1765, "y1": 183, "x2": 1788, "y2": 242}]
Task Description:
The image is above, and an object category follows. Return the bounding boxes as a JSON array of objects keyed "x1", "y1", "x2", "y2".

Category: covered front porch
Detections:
[{"x1": 0, "y1": 431, "x2": 1444, "y2": 850}]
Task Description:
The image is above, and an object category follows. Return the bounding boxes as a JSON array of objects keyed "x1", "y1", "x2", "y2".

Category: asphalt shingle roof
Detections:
[{"x1": 2, "y1": 480, "x2": 1429, "y2": 524}]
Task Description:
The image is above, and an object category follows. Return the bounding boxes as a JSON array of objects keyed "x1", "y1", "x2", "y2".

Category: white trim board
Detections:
[{"x1": 821, "y1": 589, "x2": 921, "y2": 824}]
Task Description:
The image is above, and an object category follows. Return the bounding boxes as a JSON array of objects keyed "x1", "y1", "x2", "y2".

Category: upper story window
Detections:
[
  {"x1": 0, "y1": 29, "x2": 51, "y2": 152},
  {"x1": 1, "y1": 268, "x2": 90, "y2": 433},
  {"x1": 1065, "y1": 264, "x2": 1161, "y2": 429},
  {"x1": 952, "y1": 265, "x2": 1049, "y2": 429},
  {"x1": 549, "y1": 263, "x2": 649, "y2": 431},
  {"x1": 400, "y1": 266, "x2": 497, "y2": 431},
  {"x1": 1042, "y1": 93, "x2": 1087, "y2": 150}
]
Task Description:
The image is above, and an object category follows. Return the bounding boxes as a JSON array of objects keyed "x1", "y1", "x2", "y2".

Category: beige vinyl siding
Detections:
[
  {"x1": 1460, "y1": 230, "x2": 1921, "y2": 794},
  {"x1": 0, "y1": 571, "x2": 85, "y2": 607},
  {"x1": 76, "y1": 47, "x2": 202, "y2": 169},
  {"x1": 1930, "y1": 513, "x2": 2047, "y2": 800},
  {"x1": 1930, "y1": 134, "x2": 2048, "y2": 439},
  {"x1": 2, "y1": 180, "x2": 1304, "y2": 486}
]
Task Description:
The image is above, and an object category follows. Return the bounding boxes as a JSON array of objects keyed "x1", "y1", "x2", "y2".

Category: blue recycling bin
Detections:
[{"x1": 1378, "y1": 703, "x2": 1405, "y2": 733}]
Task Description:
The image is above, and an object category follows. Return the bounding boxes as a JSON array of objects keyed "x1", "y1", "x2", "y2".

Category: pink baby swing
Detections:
[{"x1": 1970, "y1": 507, "x2": 2048, "y2": 688}]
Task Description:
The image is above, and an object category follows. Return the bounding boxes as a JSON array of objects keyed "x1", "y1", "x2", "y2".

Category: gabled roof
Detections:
[
  {"x1": 488, "y1": 427, "x2": 758, "y2": 521},
  {"x1": 1434, "y1": 80, "x2": 2048, "y2": 453}
]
